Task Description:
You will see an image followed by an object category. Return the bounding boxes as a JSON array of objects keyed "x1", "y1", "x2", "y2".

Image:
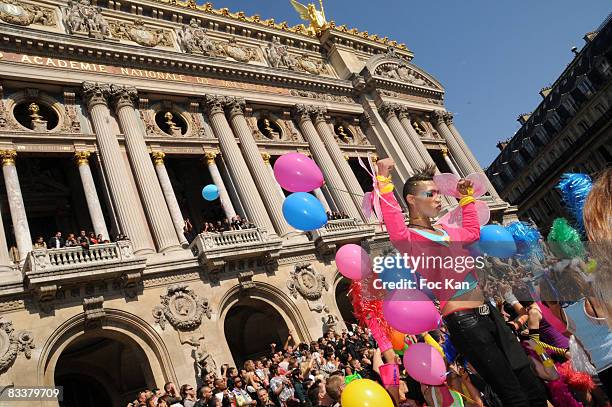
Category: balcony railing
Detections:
[
  {"x1": 190, "y1": 228, "x2": 282, "y2": 272},
  {"x1": 310, "y1": 218, "x2": 375, "y2": 254},
  {"x1": 24, "y1": 241, "x2": 146, "y2": 304}
]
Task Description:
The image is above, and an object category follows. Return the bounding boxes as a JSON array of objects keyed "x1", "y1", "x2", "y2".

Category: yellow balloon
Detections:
[{"x1": 341, "y1": 378, "x2": 394, "y2": 407}]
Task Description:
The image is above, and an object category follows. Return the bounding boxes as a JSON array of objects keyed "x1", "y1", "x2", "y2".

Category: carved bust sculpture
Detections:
[
  {"x1": 335, "y1": 125, "x2": 351, "y2": 142},
  {"x1": 260, "y1": 118, "x2": 280, "y2": 139},
  {"x1": 163, "y1": 112, "x2": 182, "y2": 137},
  {"x1": 28, "y1": 102, "x2": 47, "y2": 131}
]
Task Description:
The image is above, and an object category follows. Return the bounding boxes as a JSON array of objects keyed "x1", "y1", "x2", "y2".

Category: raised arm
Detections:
[{"x1": 376, "y1": 158, "x2": 412, "y2": 245}]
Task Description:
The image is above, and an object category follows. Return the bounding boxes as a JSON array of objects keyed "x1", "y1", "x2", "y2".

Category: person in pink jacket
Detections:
[{"x1": 375, "y1": 158, "x2": 547, "y2": 407}]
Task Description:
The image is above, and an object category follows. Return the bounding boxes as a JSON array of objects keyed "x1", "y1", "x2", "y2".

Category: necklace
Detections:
[{"x1": 408, "y1": 223, "x2": 437, "y2": 231}]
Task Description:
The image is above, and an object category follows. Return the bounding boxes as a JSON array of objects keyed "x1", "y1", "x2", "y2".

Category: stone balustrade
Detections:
[
  {"x1": 24, "y1": 241, "x2": 147, "y2": 307},
  {"x1": 190, "y1": 228, "x2": 282, "y2": 272},
  {"x1": 310, "y1": 219, "x2": 375, "y2": 255}
]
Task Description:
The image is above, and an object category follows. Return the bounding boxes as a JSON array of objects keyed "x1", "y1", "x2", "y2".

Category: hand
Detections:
[
  {"x1": 376, "y1": 158, "x2": 394, "y2": 177},
  {"x1": 457, "y1": 179, "x2": 474, "y2": 196}
]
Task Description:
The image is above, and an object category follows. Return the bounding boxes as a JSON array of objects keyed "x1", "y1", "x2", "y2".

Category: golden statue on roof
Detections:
[{"x1": 290, "y1": 0, "x2": 328, "y2": 35}]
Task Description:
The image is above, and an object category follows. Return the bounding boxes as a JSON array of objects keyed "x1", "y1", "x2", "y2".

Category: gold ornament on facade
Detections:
[
  {"x1": 204, "y1": 151, "x2": 217, "y2": 165},
  {"x1": 151, "y1": 151, "x2": 166, "y2": 166},
  {"x1": 0, "y1": 149, "x2": 16, "y2": 166},
  {"x1": 74, "y1": 151, "x2": 91, "y2": 166},
  {"x1": 441, "y1": 147, "x2": 449, "y2": 156},
  {"x1": 290, "y1": 0, "x2": 327, "y2": 36},
  {"x1": 261, "y1": 152, "x2": 271, "y2": 165}
]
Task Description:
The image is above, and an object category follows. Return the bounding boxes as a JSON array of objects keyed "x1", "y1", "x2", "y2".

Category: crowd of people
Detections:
[
  {"x1": 183, "y1": 215, "x2": 257, "y2": 243},
  {"x1": 32, "y1": 230, "x2": 114, "y2": 250},
  {"x1": 326, "y1": 212, "x2": 351, "y2": 221}
]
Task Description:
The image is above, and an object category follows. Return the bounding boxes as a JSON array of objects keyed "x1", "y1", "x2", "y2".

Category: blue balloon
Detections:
[
  {"x1": 282, "y1": 192, "x2": 327, "y2": 231},
  {"x1": 479, "y1": 224, "x2": 517, "y2": 258},
  {"x1": 202, "y1": 184, "x2": 219, "y2": 201}
]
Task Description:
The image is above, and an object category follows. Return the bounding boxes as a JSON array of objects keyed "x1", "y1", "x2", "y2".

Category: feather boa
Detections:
[{"x1": 349, "y1": 280, "x2": 392, "y2": 350}]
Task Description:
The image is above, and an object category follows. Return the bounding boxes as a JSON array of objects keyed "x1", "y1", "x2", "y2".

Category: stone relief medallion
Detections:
[
  {"x1": 375, "y1": 62, "x2": 436, "y2": 88},
  {"x1": 0, "y1": 0, "x2": 55, "y2": 26},
  {"x1": 152, "y1": 284, "x2": 212, "y2": 331},
  {"x1": 298, "y1": 56, "x2": 323, "y2": 75},
  {"x1": 110, "y1": 19, "x2": 172, "y2": 48},
  {"x1": 0, "y1": 317, "x2": 34, "y2": 374},
  {"x1": 220, "y1": 37, "x2": 258, "y2": 63},
  {"x1": 287, "y1": 263, "x2": 329, "y2": 312}
]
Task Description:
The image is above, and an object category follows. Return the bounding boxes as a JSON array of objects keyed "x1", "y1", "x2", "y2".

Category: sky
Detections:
[{"x1": 202, "y1": 1, "x2": 611, "y2": 167}]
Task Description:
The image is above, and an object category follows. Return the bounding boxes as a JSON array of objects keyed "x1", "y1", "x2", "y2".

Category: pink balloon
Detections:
[
  {"x1": 335, "y1": 244, "x2": 372, "y2": 280},
  {"x1": 382, "y1": 290, "x2": 441, "y2": 335},
  {"x1": 403, "y1": 343, "x2": 446, "y2": 385},
  {"x1": 273, "y1": 153, "x2": 324, "y2": 193}
]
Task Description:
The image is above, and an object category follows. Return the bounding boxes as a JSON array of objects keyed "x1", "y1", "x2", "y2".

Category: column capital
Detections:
[
  {"x1": 109, "y1": 85, "x2": 138, "y2": 111},
  {"x1": 397, "y1": 107, "x2": 411, "y2": 121},
  {"x1": 343, "y1": 154, "x2": 349, "y2": 161},
  {"x1": 151, "y1": 151, "x2": 166, "y2": 166},
  {"x1": 203, "y1": 150, "x2": 217, "y2": 165},
  {"x1": 74, "y1": 150, "x2": 91, "y2": 166},
  {"x1": 203, "y1": 95, "x2": 226, "y2": 116},
  {"x1": 359, "y1": 112, "x2": 373, "y2": 127},
  {"x1": 292, "y1": 104, "x2": 314, "y2": 123},
  {"x1": 443, "y1": 111, "x2": 454, "y2": 125},
  {"x1": 430, "y1": 110, "x2": 446, "y2": 125},
  {"x1": 378, "y1": 102, "x2": 399, "y2": 120},
  {"x1": 261, "y1": 152, "x2": 271, "y2": 164},
  {"x1": 82, "y1": 81, "x2": 111, "y2": 109},
  {"x1": 0, "y1": 149, "x2": 16, "y2": 166},
  {"x1": 311, "y1": 106, "x2": 328, "y2": 124},
  {"x1": 225, "y1": 97, "x2": 246, "y2": 119},
  {"x1": 441, "y1": 147, "x2": 449, "y2": 156},
  {"x1": 371, "y1": 154, "x2": 378, "y2": 163}
]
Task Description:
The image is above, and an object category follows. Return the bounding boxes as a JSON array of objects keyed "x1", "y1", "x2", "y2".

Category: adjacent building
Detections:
[
  {"x1": 486, "y1": 14, "x2": 612, "y2": 233},
  {"x1": 0, "y1": 0, "x2": 511, "y2": 405}
]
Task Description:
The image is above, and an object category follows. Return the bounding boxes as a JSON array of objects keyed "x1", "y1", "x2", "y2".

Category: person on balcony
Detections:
[
  {"x1": 47, "y1": 231, "x2": 64, "y2": 249},
  {"x1": 34, "y1": 236, "x2": 47, "y2": 249},
  {"x1": 77, "y1": 230, "x2": 90, "y2": 249},
  {"x1": 65, "y1": 233, "x2": 78, "y2": 247},
  {"x1": 88, "y1": 232, "x2": 98, "y2": 245}
]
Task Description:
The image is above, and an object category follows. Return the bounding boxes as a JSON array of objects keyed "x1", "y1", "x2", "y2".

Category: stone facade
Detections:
[
  {"x1": 486, "y1": 17, "x2": 612, "y2": 233},
  {"x1": 0, "y1": 0, "x2": 510, "y2": 405}
]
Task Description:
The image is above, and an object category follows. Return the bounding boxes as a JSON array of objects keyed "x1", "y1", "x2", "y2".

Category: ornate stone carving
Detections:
[
  {"x1": 443, "y1": 111, "x2": 454, "y2": 125},
  {"x1": 64, "y1": 0, "x2": 109, "y2": 39},
  {"x1": 0, "y1": 0, "x2": 55, "y2": 27},
  {"x1": 219, "y1": 37, "x2": 259, "y2": 63},
  {"x1": 430, "y1": 110, "x2": 446, "y2": 125},
  {"x1": 63, "y1": 90, "x2": 81, "y2": 132},
  {"x1": 81, "y1": 81, "x2": 111, "y2": 108},
  {"x1": 83, "y1": 296, "x2": 105, "y2": 328},
  {"x1": 289, "y1": 90, "x2": 352, "y2": 103},
  {"x1": 334, "y1": 125, "x2": 352, "y2": 143},
  {"x1": 287, "y1": 263, "x2": 329, "y2": 312},
  {"x1": 375, "y1": 63, "x2": 435, "y2": 88},
  {"x1": 177, "y1": 19, "x2": 220, "y2": 56},
  {"x1": 109, "y1": 19, "x2": 172, "y2": 48},
  {"x1": 152, "y1": 284, "x2": 212, "y2": 331},
  {"x1": 265, "y1": 37, "x2": 295, "y2": 69},
  {"x1": 378, "y1": 102, "x2": 399, "y2": 120},
  {"x1": 0, "y1": 317, "x2": 34, "y2": 374}
]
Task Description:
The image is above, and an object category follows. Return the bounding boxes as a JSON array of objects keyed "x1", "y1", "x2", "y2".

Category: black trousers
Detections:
[{"x1": 445, "y1": 306, "x2": 548, "y2": 407}]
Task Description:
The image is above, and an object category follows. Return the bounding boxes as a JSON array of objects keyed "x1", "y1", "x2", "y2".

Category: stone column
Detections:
[
  {"x1": 397, "y1": 108, "x2": 437, "y2": 168},
  {"x1": 82, "y1": 81, "x2": 153, "y2": 254},
  {"x1": 226, "y1": 98, "x2": 291, "y2": 236},
  {"x1": 261, "y1": 152, "x2": 285, "y2": 201},
  {"x1": 204, "y1": 151, "x2": 237, "y2": 220},
  {"x1": 441, "y1": 147, "x2": 460, "y2": 176},
  {"x1": 312, "y1": 107, "x2": 367, "y2": 221},
  {"x1": 443, "y1": 112, "x2": 501, "y2": 199},
  {"x1": 74, "y1": 151, "x2": 110, "y2": 241},
  {"x1": 151, "y1": 152, "x2": 189, "y2": 248},
  {"x1": 204, "y1": 95, "x2": 274, "y2": 233},
  {"x1": 431, "y1": 110, "x2": 474, "y2": 177},
  {"x1": 110, "y1": 85, "x2": 180, "y2": 252},
  {"x1": 0, "y1": 150, "x2": 31, "y2": 262},
  {"x1": 292, "y1": 105, "x2": 362, "y2": 220},
  {"x1": 379, "y1": 103, "x2": 427, "y2": 170}
]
